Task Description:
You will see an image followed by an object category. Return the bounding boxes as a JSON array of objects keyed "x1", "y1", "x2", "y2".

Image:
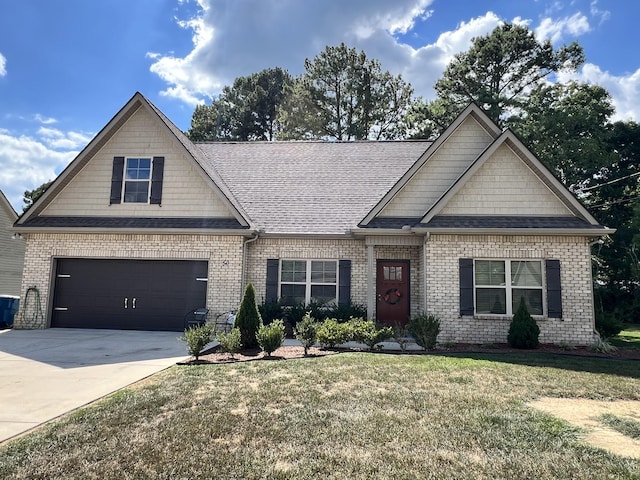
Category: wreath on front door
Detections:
[{"x1": 383, "y1": 288, "x2": 402, "y2": 305}]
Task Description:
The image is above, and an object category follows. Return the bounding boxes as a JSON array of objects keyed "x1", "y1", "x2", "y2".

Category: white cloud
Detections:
[
  {"x1": 0, "y1": 132, "x2": 77, "y2": 211},
  {"x1": 37, "y1": 127, "x2": 93, "y2": 150},
  {"x1": 0, "y1": 52, "x2": 6, "y2": 77},
  {"x1": 535, "y1": 12, "x2": 591, "y2": 43},
  {"x1": 558, "y1": 64, "x2": 640, "y2": 121},
  {"x1": 34, "y1": 114, "x2": 58, "y2": 125},
  {"x1": 147, "y1": 1, "x2": 500, "y2": 104}
]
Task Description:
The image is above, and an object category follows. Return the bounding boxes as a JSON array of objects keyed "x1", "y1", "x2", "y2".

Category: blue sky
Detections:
[{"x1": 0, "y1": 0, "x2": 637, "y2": 211}]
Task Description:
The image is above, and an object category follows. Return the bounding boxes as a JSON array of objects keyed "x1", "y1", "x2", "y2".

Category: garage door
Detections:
[{"x1": 51, "y1": 259, "x2": 208, "y2": 331}]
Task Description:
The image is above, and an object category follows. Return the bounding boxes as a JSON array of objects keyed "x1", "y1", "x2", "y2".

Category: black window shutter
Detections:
[
  {"x1": 150, "y1": 156, "x2": 165, "y2": 205},
  {"x1": 109, "y1": 156, "x2": 124, "y2": 205},
  {"x1": 459, "y1": 258, "x2": 474, "y2": 316},
  {"x1": 265, "y1": 259, "x2": 280, "y2": 303},
  {"x1": 338, "y1": 260, "x2": 352, "y2": 306},
  {"x1": 546, "y1": 259, "x2": 562, "y2": 318}
]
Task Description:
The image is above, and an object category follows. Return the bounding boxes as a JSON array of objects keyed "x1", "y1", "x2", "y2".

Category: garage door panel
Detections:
[{"x1": 52, "y1": 259, "x2": 208, "y2": 331}]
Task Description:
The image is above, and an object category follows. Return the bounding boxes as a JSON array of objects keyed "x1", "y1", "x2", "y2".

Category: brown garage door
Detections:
[{"x1": 51, "y1": 259, "x2": 208, "y2": 331}]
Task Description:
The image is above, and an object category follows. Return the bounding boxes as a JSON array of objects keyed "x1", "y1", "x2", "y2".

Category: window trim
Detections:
[
  {"x1": 279, "y1": 259, "x2": 339, "y2": 306},
  {"x1": 122, "y1": 157, "x2": 152, "y2": 204},
  {"x1": 473, "y1": 259, "x2": 546, "y2": 317}
]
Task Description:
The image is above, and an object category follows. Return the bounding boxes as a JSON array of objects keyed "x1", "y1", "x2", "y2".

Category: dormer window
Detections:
[{"x1": 123, "y1": 158, "x2": 151, "y2": 203}]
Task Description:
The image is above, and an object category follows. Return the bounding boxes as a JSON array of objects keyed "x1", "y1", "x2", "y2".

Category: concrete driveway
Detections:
[{"x1": 0, "y1": 328, "x2": 189, "y2": 443}]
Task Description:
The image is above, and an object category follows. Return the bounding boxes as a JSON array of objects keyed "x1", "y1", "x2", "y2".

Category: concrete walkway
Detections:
[{"x1": 0, "y1": 328, "x2": 188, "y2": 443}]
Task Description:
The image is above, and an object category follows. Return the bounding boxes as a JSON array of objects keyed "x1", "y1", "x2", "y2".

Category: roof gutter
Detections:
[{"x1": 10, "y1": 226, "x2": 258, "y2": 236}]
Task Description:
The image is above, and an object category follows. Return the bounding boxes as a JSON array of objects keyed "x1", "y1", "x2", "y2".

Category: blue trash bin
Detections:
[{"x1": 0, "y1": 295, "x2": 19, "y2": 328}]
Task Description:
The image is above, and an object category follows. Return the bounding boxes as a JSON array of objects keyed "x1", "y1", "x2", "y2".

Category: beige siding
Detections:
[
  {"x1": 15, "y1": 233, "x2": 244, "y2": 328},
  {"x1": 426, "y1": 234, "x2": 596, "y2": 346},
  {"x1": 441, "y1": 144, "x2": 572, "y2": 216},
  {"x1": 379, "y1": 116, "x2": 494, "y2": 217},
  {"x1": 43, "y1": 107, "x2": 234, "y2": 218},
  {"x1": 0, "y1": 204, "x2": 25, "y2": 296}
]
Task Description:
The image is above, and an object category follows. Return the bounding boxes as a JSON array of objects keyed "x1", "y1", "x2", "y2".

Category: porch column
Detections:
[{"x1": 367, "y1": 244, "x2": 375, "y2": 321}]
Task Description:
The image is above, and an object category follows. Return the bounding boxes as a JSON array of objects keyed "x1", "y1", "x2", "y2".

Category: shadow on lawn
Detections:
[{"x1": 435, "y1": 351, "x2": 640, "y2": 379}]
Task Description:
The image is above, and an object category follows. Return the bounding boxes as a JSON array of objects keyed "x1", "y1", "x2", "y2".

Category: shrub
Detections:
[
  {"x1": 348, "y1": 317, "x2": 393, "y2": 350},
  {"x1": 257, "y1": 319, "x2": 285, "y2": 357},
  {"x1": 595, "y1": 311, "x2": 624, "y2": 339},
  {"x1": 294, "y1": 312, "x2": 318, "y2": 356},
  {"x1": 507, "y1": 299, "x2": 540, "y2": 349},
  {"x1": 327, "y1": 302, "x2": 367, "y2": 322},
  {"x1": 408, "y1": 314, "x2": 441, "y2": 350},
  {"x1": 234, "y1": 283, "x2": 262, "y2": 349},
  {"x1": 216, "y1": 327, "x2": 242, "y2": 358},
  {"x1": 180, "y1": 323, "x2": 214, "y2": 360},
  {"x1": 284, "y1": 302, "x2": 307, "y2": 328},
  {"x1": 392, "y1": 323, "x2": 410, "y2": 352},
  {"x1": 590, "y1": 337, "x2": 618, "y2": 354},
  {"x1": 258, "y1": 300, "x2": 284, "y2": 326},
  {"x1": 316, "y1": 318, "x2": 350, "y2": 348}
]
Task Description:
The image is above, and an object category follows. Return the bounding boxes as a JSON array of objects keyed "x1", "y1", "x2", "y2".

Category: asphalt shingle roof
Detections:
[{"x1": 196, "y1": 141, "x2": 431, "y2": 234}]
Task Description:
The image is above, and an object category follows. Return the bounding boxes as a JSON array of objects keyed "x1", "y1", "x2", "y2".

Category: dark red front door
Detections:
[{"x1": 376, "y1": 260, "x2": 410, "y2": 327}]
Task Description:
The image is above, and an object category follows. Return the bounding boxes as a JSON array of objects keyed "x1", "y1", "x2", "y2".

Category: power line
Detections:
[{"x1": 581, "y1": 171, "x2": 640, "y2": 192}]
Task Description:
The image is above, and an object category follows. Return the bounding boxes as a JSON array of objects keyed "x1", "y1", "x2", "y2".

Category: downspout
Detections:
[
  {"x1": 241, "y1": 231, "x2": 260, "y2": 294},
  {"x1": 423, "y1": 232, "x2": 430, "y2": 315}
]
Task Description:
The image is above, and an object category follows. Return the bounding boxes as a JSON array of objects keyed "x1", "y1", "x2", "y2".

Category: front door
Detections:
[{"x1": 376, "y1": 260, "x2": 410, "y2": 327}]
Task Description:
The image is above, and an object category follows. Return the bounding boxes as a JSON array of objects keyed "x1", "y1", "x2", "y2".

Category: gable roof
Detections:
[
  {"x1": 360, "y1": 104, "x2": 502, "y2": 226},
  {"x1": 197, "y1": 141, "x2": 431, "y2": 235},
  {"x1": 0, "y1": 189, "x2": 18, "y2": 222},
  {"x1": 420, "y1": 129, "x2": 602, "y2": 226},
  {"x1": 17, "y1": 92, "x2": 251, "y2": 230}
]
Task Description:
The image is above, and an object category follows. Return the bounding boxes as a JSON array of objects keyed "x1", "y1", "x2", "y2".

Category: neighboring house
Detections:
[
  {"x1": 13, "y1": 92, "x2": 614, "y2": 345},
  {"x1": 0, "y1": 189, "x2": 25, "y2": 296}
]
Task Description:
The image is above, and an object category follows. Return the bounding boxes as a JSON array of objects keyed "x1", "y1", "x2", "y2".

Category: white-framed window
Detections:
[
  {"x1": 123, "y1": 157, "x2": 152, "y2": 203},
  {"x1": 474, "y1": 260, "x2": 544, "y2": 316},
  {"x1": 280, "y1": 260, "x2": 338, "y2": 306}
]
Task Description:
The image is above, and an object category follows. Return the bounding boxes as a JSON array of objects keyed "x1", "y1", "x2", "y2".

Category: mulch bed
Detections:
[{"x1": 177, "y1": 342, "x2": 640, "y2": 365}]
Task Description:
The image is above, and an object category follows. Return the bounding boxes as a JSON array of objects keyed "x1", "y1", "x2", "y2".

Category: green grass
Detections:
[
  {"x1": 1, "y1": 353, "x2": 639, "y2": 479},
  {"x1": 599, "y1": 413, "x2": 640, "y2": 440},
  {"x1": 610, "y1": 325, "x2": 640, "y2": 349}
]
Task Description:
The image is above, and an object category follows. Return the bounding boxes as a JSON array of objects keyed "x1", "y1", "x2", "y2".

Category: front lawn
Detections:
[
  {"x1": 611, "y1": 324, "x2": 640, "y2": 349},
  {"x1": 1, "y1": 352, "x2": 639, "y2": 479}
]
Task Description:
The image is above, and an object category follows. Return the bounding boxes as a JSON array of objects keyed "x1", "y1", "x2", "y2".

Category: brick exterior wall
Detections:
[
  {"x1": 245, "y1": 237, "x2": 423, "y2": 319},
  {"x1": 17, "y1": 232, "x2": 598, "y2": 345},
  {"x1": 15, "y1": 233, "x2": 244, "y2": 328},
  {"x1": 426, "y1": 234, "x2": 597, "y2": 346}
]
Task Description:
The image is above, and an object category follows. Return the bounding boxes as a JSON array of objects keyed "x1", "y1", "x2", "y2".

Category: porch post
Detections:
[{"x1": 367, "y1": 244, "x2": 375, "y2": 321}]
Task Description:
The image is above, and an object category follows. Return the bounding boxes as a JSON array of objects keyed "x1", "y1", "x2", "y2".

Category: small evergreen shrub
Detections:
[
  {"x1": 408, "y1": 314, "x2": 441, "y2": 350},
  {"x1": 234, "y1": 283, "x2": 262, "y2": 349},
  {"x1": 258, "y1": 300, "x2": 284, "y2": 326},
  {"x1": 590, "y1": 337, "x2": 618, "y2": 354},
  {"x1": 595, "y1": 311, "x2": 624, "y2": 339},
  {"x1": 294, "y1": 312, "x2": 318, "y2": 356},
  {"x1": 216, "y1": 327, "x2": 242, "y2": 358},
  {"x1": 284, "y1": 303, "x2": 308, "y2": 327},
  {"x1": 347, "y1": 317, "x2": 393, "y2": 350},
  {"x1": 507, "y1": 299, "x2": 540, "y2": 349},
  {"x1": 316, "y1": 318, "x2": 350, "y2": 348},
  {"x1": 257, "y1": 319, "x2": 285, "y2": 357},
  {"x1": 180, "y1": 323, "x2": 214, "y2": 360}
]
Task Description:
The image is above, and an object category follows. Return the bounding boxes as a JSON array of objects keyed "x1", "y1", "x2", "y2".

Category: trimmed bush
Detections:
[
  {"x1": 216, "y1": 327, "x2": 242, "y2": 358},
  {"x1": 180, "y1": 323, "x2": 214, "y2": 360},
  {"x1": 316, "y1": 318, "x2": 350, "y2": 348},
  {"x1": 348, "y1": 317, "x2": 393, "y2": 350},
  {"x1": 408, "y1": 314, "x2": 440, "y2": 350},
  {"x1": 234, "y1": 283, "x2": 262, "y2": 349},
  {"x1": 595, "y1": 311, "x2": 624, "y2": 339},
  {"x1": 294, "y1": 312, "x2": 318, "y2": 356},
  {"x1": 257, "y1": 319, "x2": 285, "y2": 357},
  {"x1": 507, "y1": 299, "x2": 540, "y2": 349}
]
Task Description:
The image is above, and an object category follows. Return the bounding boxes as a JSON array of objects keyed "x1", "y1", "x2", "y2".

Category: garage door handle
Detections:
[
  {"x1": 132, "y1": 298, "x2": 136, "y2": 309},
  {"x1": 124, "y1": 297, "x2": 128, "y2": 309}
]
